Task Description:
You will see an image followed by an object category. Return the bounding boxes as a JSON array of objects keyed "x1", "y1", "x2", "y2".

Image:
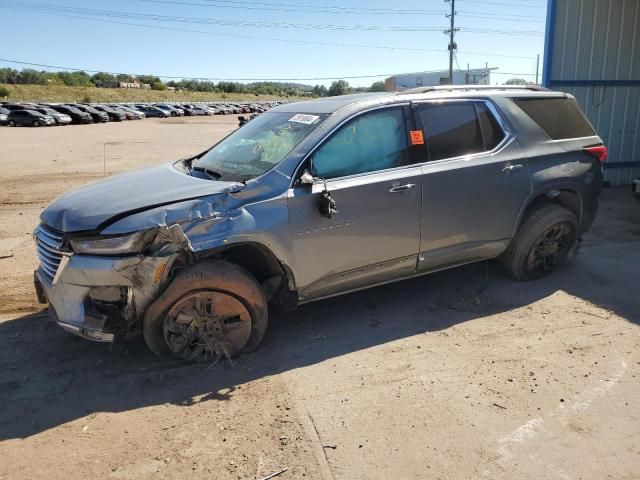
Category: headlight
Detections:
[{"x1": 70, "y1": 229, "x2": 156, "y2": 255}]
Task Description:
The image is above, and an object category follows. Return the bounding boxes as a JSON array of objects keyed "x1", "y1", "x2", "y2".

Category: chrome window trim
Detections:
[
  {"x1": 290, "y1": 98, "x2": 514, "y2": 187},
  {"x1": 290, "y1": 103, "x2": 412, "y2": 187}
]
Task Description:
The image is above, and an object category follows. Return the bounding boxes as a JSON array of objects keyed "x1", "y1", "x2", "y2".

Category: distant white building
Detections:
[
  {"x1": 385, "y1": 67, "x2": 497, "y2": 91},
  {"x1": 118, "y1": 82, "x2": 141, "y2": 89}
]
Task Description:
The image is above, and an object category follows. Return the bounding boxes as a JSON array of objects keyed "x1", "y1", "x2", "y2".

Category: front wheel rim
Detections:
[
  {"x1": 526, "y1": 222, "x2": 575, "y2": 275},
  {"x1": 163, "y1": 291, "x2": 252, "y2": 362}
]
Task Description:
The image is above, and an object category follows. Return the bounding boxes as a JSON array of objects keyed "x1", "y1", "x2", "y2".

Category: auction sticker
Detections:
[{"x1": 288, "y1": 114, "x2": 320, "y2": 124}]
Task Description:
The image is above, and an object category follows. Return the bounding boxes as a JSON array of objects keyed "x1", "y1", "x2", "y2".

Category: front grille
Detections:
[{"x1": 35, "y1": 224, "x2": 70, "y2": 284}]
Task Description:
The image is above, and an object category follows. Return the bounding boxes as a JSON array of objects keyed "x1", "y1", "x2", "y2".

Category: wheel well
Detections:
[
  {"x1": 195, "y1": 243, "x2": 294, "y2": 302},
  {"x1": 526, "y1": 189, "x2": 582, "y2": 224}
]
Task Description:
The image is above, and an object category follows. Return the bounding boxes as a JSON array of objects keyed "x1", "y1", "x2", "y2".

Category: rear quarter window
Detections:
[{"x1": 514, "y1": 97, "x2": 595, "y2": 140}]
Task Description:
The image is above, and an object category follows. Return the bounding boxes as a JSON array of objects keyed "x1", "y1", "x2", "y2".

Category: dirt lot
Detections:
[{"x1": 0, "y1": 117, "x2": 638, "y2": 480}]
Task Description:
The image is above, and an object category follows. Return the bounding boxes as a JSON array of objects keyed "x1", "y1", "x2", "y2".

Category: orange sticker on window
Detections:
[{"x1": 410, "y1": 130, "x2": 424, "y2": 145}]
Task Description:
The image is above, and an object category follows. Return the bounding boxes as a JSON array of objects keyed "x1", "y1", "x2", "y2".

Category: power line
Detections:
[
  {"x1": 457, "y1": 10, "x2": 546, "y2": 19},
  {"x1": 0, "y1": 0, "x2": 544, "y2": 35},
  {"x1": 0, "y1": 5, "x2": 542, "y2": 55},
  {"x1": 137, "y1": 0, "x2": 447, "y2": 15},
  {"x1": 0, "y1": 57, "x2": 540, "y2": 81},
  {"x1": 0, "y1": 57, "x2": 417, "y2": 81},
  {"x1": 457, "y1": 0, "x2": 546, "y2": 7},
  {"x1": 456, "y1": 13, "x2": 545, "y2": 22},
  {"x1": 159, "y1": 0, "x2": 446, "y2": 14},
  {"x1": 136, "y1": 0, "x2": 545, "y2": 22},
  {"x1": 0, "y1": 1, "x2": 452, "y2": 32},
  {"x1": 192, "y1": 0, "x2": 547, "y2": 10}
]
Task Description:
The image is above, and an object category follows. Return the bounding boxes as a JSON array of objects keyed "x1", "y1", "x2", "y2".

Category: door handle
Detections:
[
  {"x1": 388, "y1": 184, "x2": 416, "y2": 193},
  {"x1": 502, "y1": 163, "x2": 524, "y2": 173}
]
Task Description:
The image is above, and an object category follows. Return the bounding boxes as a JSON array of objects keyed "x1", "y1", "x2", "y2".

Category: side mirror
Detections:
[{"x1": 299, "y1": 170, "x2": 315, "y2": 185}]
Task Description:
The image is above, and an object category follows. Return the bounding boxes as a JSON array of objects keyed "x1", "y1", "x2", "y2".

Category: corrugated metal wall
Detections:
[{"x1": 544, "y1": 0, "x2": 640, "y2": 185}]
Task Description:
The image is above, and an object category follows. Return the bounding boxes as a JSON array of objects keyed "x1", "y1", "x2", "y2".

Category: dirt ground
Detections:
[{"x1": 0, "y1": 117, "x2": 638, "y2": 480}]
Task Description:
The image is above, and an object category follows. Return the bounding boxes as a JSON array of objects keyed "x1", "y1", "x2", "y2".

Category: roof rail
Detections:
[{"x1": 398, "y1": 85, "x2": 550, "y2": 95}]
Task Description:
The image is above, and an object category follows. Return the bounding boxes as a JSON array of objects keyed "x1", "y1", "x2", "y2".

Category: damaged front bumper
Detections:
[{"x1": 34, "y1": 252, "x2": 176, "y2": 342}]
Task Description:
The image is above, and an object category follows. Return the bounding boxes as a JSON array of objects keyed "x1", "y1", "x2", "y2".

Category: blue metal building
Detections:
[{"x1": 543, "y1": 0, "x2": 640, "y2": 185}]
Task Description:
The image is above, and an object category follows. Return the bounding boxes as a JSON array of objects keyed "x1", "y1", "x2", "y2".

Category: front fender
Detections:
[{"x1": 182, "y1": 196, "x2": 296, "y2": 282}]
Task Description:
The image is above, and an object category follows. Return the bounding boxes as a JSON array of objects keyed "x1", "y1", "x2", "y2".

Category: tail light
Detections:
[{"x1": 583, "y1": 145, "x2": 608, "y2": 163}]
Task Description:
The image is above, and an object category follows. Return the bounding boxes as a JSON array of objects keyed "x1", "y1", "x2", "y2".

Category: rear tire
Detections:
[
  {"x1": 32, "y1": 120, "x2": 40, "y2": 127},
  {"x1": 143, "y1": 260, "x2": 268, "y2": 362},
  {"x1": 8, "y1": 120, "x2": 16, "y2": 127},
  {"x1": 500, "y1": 203, "x2": 579, "y2": 281}
]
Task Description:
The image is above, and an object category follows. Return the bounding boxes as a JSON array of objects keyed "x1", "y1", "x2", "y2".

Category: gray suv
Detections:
[{"x1": 33, "y1": 86, "x2": 606, "y2": 361}]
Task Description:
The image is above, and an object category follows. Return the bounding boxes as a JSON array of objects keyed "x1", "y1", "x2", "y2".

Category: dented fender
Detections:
[{"x1": 101, "y1": 185, "x2": 298, "y2": 289}]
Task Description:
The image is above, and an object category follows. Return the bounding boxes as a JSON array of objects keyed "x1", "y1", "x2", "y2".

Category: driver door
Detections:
[{"x1": 287, "y1": 106, "x2": 422, "y2": 302}]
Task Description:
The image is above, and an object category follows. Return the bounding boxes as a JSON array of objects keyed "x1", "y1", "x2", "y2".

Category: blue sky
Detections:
[{"x1": 0, "y1": 0, "x2": 548, "y2": 87}]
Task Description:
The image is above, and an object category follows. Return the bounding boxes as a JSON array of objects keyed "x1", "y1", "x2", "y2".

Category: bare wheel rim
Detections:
[
  {"x1": 163, "y1": 291, "x2": 252, "y2": 361},
  {"x1": 526, "y1": 222, "x2": 575, "y2": 275}
]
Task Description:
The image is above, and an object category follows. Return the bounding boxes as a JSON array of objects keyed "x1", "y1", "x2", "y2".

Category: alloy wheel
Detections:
[
  {"x1": 162, "y1": 290, "x2": 252, "y2": 362},
  {"x1": 526, "y1": 222, "x2": 575, "y2": 276}
]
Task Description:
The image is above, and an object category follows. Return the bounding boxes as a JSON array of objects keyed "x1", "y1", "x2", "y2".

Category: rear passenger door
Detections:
[{"x1": 413, "y1": 100, "x2": 531, "y2": 271}]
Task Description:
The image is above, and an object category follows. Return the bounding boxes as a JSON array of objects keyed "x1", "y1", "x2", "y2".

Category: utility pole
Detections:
[
  {"x1": 445, "y1": 0, "x2": 458, "y2": 85},
  {"x1": 535, "y1": 53, "x2": 540, "y2": 84}
]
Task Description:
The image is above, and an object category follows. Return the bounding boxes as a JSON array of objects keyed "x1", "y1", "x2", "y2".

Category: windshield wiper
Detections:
[{"x1": 191, "y1": 165, "x2": 223, "y2": 180}]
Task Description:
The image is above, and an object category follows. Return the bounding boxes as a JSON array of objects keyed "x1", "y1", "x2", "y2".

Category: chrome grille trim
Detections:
[{"x1": 35, "y1": 224, "x2": 70, "y2": 284}]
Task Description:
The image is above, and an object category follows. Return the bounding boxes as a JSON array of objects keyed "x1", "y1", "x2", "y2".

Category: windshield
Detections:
[{"x1": 193, "y1": 112, "x2": 328, "y2": 182}]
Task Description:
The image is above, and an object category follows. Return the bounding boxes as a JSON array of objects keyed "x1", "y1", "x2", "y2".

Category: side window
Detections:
[
  {"x1": 419, "y1": 102, "x2": 484, "y2": 161},
  {"x1": 514, "y1": 97, "x2": 595, "y2": 140},
  {"x1": 311, "y1": 107, "x2": 409, "y2": 179},
  {"x1": 476, "y1": 102, "x2": 505, "y2": 151}
]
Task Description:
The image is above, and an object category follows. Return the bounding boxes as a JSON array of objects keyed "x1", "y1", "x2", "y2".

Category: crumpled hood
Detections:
[{"x1": 41, "y1": 162, "x2": 240, "y2": 232}]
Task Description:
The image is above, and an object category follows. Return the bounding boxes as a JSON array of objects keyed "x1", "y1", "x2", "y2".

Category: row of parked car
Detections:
[{"x1": 0, "y1": 101, "x2": 280, "y2": 127}]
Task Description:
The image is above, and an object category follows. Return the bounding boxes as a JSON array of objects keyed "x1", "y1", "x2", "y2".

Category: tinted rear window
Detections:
[{"x1": 514, "y1": 97, "x2": 595, "y2": 139}]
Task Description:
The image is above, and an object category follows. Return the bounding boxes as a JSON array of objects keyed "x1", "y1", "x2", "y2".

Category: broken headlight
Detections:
[{"x1": 70, "y1": 229, "x2": 157, "y2": 255}]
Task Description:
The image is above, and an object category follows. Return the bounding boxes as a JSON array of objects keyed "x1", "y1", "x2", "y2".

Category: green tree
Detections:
[
  {"x1": 91, "y1": 72, "x2": 117, "y2": 87},
  {"x1": 56, "y1": 71, "x2": 93, "y2": 87},
  {"x1": 151, "y1": 81, "x2": 167, "y2": 91},
  {"x1": 116, "y1": 73, "x2": 135, "y2": 83},
  {"x1": 217, "y1": 81, "x2": 246, "y2": 94},
  {"x1": 137, "y1": 75, "x2": 162, "y2": 86},
  {"x1": 0, "y1": 86, "x2": 9, "y2": 98},
  {"x1": 0, "y1": 68, "x2": 19, "y2": 84},
  {"x1": 327, "y1": 80, "x2": 350, "y2": 96},
  {"x1": 368, "y1": 81, "x2": 386, "y2": 92},
  {"x1": 19, "y1": 69, "x2": 48, "y2": 85},
  {"x1": 312, "y1": 84, "x2": 328, "y2": 97}
]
